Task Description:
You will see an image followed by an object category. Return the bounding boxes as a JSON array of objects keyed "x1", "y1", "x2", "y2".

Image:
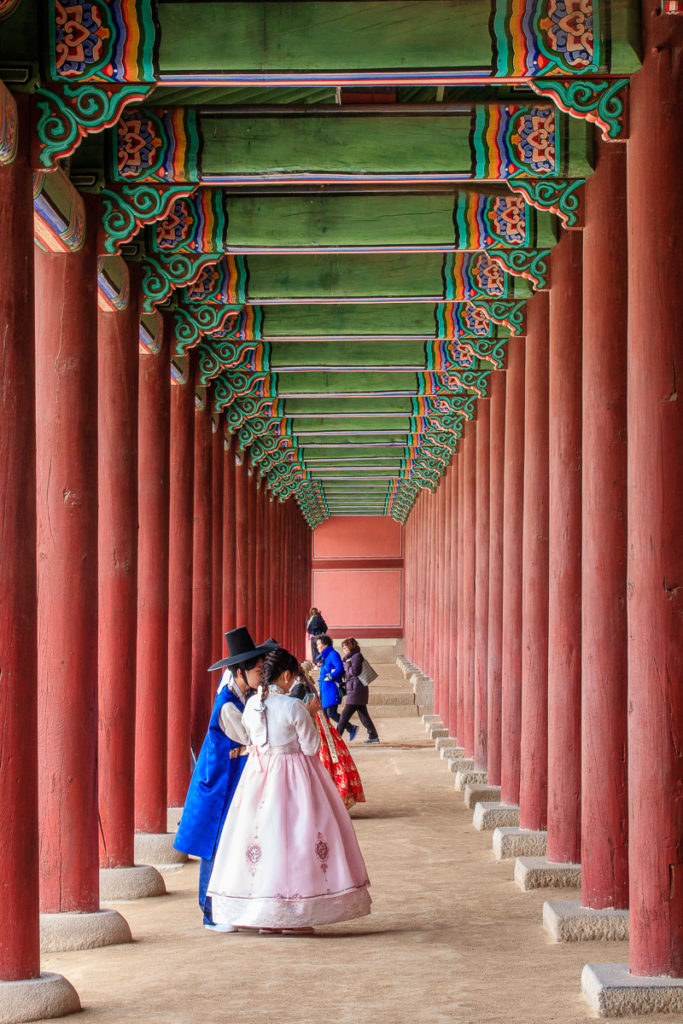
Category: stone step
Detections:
[
  {"x1": 367, "y1": 690, "x2": 414, "y2": 706},
  {"x1": 368, "y1": 704, "x2": 419, "y2": 718}
]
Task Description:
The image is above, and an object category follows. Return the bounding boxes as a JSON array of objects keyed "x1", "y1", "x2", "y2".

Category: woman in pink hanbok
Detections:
[{"x1": 207, "y1": 648, "x2": 371, "y2": 934}]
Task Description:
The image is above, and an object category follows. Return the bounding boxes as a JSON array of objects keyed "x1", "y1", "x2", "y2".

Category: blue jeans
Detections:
[{"x1": 199, "y1": 853, "x2": 216, "y2": 925}]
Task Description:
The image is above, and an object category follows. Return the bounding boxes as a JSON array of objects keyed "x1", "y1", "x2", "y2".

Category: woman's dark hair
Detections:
[
  {"x1": 262, "y1": 647, "x2": 299, "y2": 688},
  {"x1": 308, "y1": 606, "x2": 320, "y2": 617},
  {"x1": 317, "y1": 634, "x2": 332, "y2": 648},
  {"x1": 342, "y1": 637, "x2": 359, "y2": 653}
]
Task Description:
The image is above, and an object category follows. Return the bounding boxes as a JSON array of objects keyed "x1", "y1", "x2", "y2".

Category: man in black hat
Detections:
[{"x1": 173, "y1": 627, "x2": 278, "y2": 931}]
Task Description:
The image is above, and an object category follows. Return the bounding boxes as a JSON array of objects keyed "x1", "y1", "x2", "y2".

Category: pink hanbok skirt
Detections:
[{"x1": 207, "y1": 740, "x2": 371, "y2": 929}]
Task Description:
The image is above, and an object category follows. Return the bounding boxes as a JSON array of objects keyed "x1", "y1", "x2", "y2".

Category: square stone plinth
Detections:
[
  {"x1": 582, "y1": 963, "x2": 683, "y2": 1017},
  {"x1": 422, "y1": 714, "x2": 440, "y2": 726},
  {"x1": 455, "y1": 769, "x2": 488, "y2": 792},
  {"x1": 464, "y1": 783, "x2": 501, "y2": 809},
  {"x1": 435, "y1": 736, "x2": 458, "y2": 751},
  {"x1": 515, "y1": 856, "x2": 581, "y2": 891},
  {"x1": 543, "y1": 900, "x2": 629, "y2": 942},
  {"x1": 440, "y1": 745, "x2": 465, "y2": 760},
  {"x1": 472, "y1": 802, "x2": 520, "y2": 831},
  {"x1": 493, "y1": 827, "x2": 547, "y2": 860},
  {"x1": 447, "y1": 756, "x2": 474, "y2": 774},
  {"x1": 429, "y1": 725, "x2": 449, "y2": 740}
]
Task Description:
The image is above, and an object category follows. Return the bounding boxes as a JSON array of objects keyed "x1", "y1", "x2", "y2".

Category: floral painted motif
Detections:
[
  {"x1": 511, "y1": 106, "x2": 556, "y2": 174},
  {"x1": 461, "y1": 302, "x2": 491, "y2": 338},
  {"x1": 451, "y1": 343, "x2": 476, "y2": 368},
  {"x1": 542, "y1": 0, "x2": 594, "y2": 70},
  {"x1": 55, "y1": 1, "x2": 111, "y2": 78},
  {"x1": 117, "y1": 109, "x2": 163, "y2": 178},
  {"x1": 487, "y1": 196, "x2": 527, "y2": 246},
  {"x1": 155, "y1": 198, "x2": 194, "y2": 249},
  {"x1": 470, "y1": 254, "x2": 506, "y2": 298}
]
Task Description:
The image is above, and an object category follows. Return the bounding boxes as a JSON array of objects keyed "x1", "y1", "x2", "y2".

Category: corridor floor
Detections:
[{"x1": 40, "y1": 712, "x2": 675, "y2": 1024}]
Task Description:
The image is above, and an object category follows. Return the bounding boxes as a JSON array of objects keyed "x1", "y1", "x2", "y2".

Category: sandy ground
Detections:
[{"x1": 38, "y1": 701, "x2": 680, "y2": 1024}]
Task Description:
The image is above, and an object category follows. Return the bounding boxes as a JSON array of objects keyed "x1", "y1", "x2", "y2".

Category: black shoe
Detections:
[{"x1": 362, "y1": 736, "x2": 380, "y2": 744}]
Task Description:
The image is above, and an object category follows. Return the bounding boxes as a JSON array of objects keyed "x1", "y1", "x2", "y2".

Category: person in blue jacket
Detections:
[
  {"x1": 174, "y1": 627, "x2": 278, "y2": 931},
  {"x1": 316, "y1": 635, "x2": 346, "y2": 726}
]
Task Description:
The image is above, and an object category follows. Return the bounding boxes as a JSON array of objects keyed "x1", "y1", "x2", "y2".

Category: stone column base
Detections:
[
  {"x1": 464, "y1": 783, "x2": 501, "y2": 809},
  {"x1": 435, "y1": 736, "x2": 458, "y2": 752},
  {"x1": 133, "y1": 832, "x2": 189, "y2": 868},
  {"x1": 473, "y1": 802, "x2": 520, "y2": 831},
  {"x1": 439, "y1": 745, "x2": 464, "y2": 760},
  {"x1": 0, "y1": 972, "x2": 80, "y2": 1024},
  {"x1": 99, "y1": 865, "x2": 167, "y2": 902},
  {"x1": 167, "y1": 806, "x2": 184, "y2": 832},
  {"x1": 40, "y1": 909, "x2": 132, "y2": 953},
  {"x1": 455, "y1": 769, "x2": 488, "y2": 792},
  {"x1": 447, "y1": 757, "x2": 474, "y2": 774},
  {"x1": 429, "y1": 724, "x2": 449, "y2": 741},
  {"x1": 543, "y1": 900, "x2": 628, "y2": 942},
  {"x1": 514, "y1": 856, "x2": 581, "y2": 891},
  {"x1": 493, "y1": 827, "x2": 547, "y2": 860},
  {"x1": 582, "y1": 963, "x2": 683, "y2": 1017}
]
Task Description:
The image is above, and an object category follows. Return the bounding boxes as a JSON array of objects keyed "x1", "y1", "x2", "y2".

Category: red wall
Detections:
[{"x1": 311, "y1": 517, "x2": 404, "y2": 637}]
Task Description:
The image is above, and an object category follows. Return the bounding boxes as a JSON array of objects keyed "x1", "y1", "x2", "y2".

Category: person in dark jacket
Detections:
[
  {"x1": 316, "y1": 634, "x2": 344, "y2": 723},
  {"x1": 306, "y1": 606, "x2": 328, "y2": 663},
  {"x1": 337, "y1": 637, "x2": 380, "y2": 745}
]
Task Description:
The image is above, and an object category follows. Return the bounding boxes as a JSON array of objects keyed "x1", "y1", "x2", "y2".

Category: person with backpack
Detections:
[{"x1": 337, "y1": 637, "x2": 380, "y2": 745}]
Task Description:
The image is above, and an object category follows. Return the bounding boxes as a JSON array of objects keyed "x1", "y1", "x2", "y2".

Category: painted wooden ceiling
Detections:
[{"x1": 1, "y1": 0, "x2": 641, "y2": 525}]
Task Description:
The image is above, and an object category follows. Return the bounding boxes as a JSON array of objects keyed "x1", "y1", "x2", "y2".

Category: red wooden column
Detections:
[
  {"x1": 443, "y1": 464, "x2": 455, "y2": 734},
  {"x1": 135, "y1": 314, "x2": 171, "y2": 837},
  {"x1": 487, "y1": 370, "x2": 506, "y2": 786},
  {"x1": 626, "y1": 19, "x2": 683, "y2": 978},
  {"x1": 167, "y1": 367, "x2": 194, "y2": 809},
  {"x1": 448, "y1": 459, "x2": 459, "y2": 737},
  {"x1": 474, "y1": 400, "x2": 490, "y2": 771},
  {"x1": 0, "y1": 96, "x2": 40, "y2": 981},
  {"x1": 268, "y1": 496, "x2": 280, "y2": 640},
  {"x1": 247, "y1": 468, "x2": 257, "y2": 628},
  {"x1": 98, "y1": 265, "x2": 139, "y2": 867},
  {"x1": 500, "y1": 336, "x2": 526, "y2": 807},
  {"x1": 35, "y1": 208, "x2": 100, "y2": 913},
  {"x1": 519, "y1": 292, "x2": 550, "y2": 832},
  {"x1": 547, "y1": 230, "x2": 583, "y2": 864},
  {"x1": 211, "y1": 414, "x2": 224, "y2": 663},
  {"x1": 222, "y1": 434, "x2": 237, "y2": 648},
  {"x1": 462, "y1": 422, "x2": 477, "y2": 757},
  {"x1": 456, "y1": 451, "x2": 465, "y2": 740},
  {"x1": 190, "y1": 388, "x2": 213, "y2": 753},
  {"x1": 254, "y1": 478, "x2": 266, "y2": 641},
  {"x1": 234, "y1": 454, "x2": 249, "y2": 626},
  {"x1": 581, "y1": 139, "x2": 628, "y2": 910}
]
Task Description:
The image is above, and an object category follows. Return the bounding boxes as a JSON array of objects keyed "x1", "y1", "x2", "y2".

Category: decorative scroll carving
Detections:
[
  {"x1": 531, "y1": 78, "x2": 629, "y2": 141},
  {"x1": 152, "y1": 189, "x2": 229, "y2": 253},
  {"x1": 509, "y1": 178, "x2": 585, "y2": 229},
  {"x1": 34, "y1": 82, "x2": 151, "y2": 170},
  {"x1": 213, "y1": 372, "x2": 275, "y2": 411},
  {"x1": 141, "y1": 252, "x2": 221, "y2": 310},
  {"x1": 466, "y1": 299, "x2": 526, "y2": 335},
  {"x1": 487, "y1": 249, "x2": 551, "y2": 290},
  {"x1": 101, "y1": 184, "x2": 197, "y2": 254},
  {"x1": 173, "y1": 303, "x2": 241, "y2": 354}
]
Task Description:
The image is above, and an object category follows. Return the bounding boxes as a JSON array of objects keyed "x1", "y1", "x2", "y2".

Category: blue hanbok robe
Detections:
[{"x1": 174, "y1": 677, "x2": 248, "y2": 923}]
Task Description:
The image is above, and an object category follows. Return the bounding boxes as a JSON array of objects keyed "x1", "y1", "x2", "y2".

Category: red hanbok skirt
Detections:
[{"x1": 315, "y1": 712, "x2": 366, "y2": 810}]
